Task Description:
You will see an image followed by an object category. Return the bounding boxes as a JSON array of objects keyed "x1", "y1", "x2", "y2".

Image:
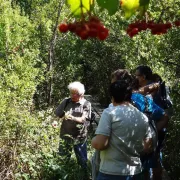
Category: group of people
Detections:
[{"x1": 55, "y1": 65, "x2": 172, "y2": 180}]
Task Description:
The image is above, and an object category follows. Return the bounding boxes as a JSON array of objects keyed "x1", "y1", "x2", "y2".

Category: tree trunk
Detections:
[{"x1": 47, "y1": 1, "x2": 64, "y2": 105}]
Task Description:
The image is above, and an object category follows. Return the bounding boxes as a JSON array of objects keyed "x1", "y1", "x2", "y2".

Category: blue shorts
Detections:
[{"x1": 96, "y1": 172, "x2": 143, "y2": 180}]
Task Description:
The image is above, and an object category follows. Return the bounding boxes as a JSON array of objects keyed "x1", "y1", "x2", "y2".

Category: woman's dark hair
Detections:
[
  {"x1": 111, "y1": 69, "x2": 137, "y2": 90},
  {"x1": 152, "y1": 73, "x2": 162, "y2": 82},
  {"x1": 111, "y1": 69, "x2": 134, "y2": 85},
  {"x1": 109, "y1": 80, "x2": 132, "y2": 103},
  {"x1": 136, "y1": 65, "x2": 153, "y2": 80}
]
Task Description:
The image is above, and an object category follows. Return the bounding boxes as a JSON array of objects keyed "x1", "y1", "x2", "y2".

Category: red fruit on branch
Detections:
[
  {"x1": 98, "y1": 27, "x2": 109, "y2": 40},
  {"x1": 58, "y1": 15, "x2": 109, "y2": 41},
  {"x1": 128, "y1": 28, "x2": 139, "y2": 38},
  {"x1": 131, "y1": 28, "x2": 139, "y2": 34},
  {"x1": 88, "y1": 21, "x2": 99, "y2": 29},
  {"x1": 89, "y1": 16, "x2": 101, "y2": 24},
  {"x1": 58, "y1": 23, "x2": 69, "y2": 33},
  {"x1": 174, "y1": 20, "x2": 180, "y2": 27},
  {"x1": 98, "y1": 32, "x2": 108, "y2": 40},
  {"x1": 75, "y1": 26, "x2": 84, "y2": 36},
  {"x1": 80, "y1": 30, "x2": 89, "y2": 40},
  {"x1": 165, "y1": 22, "x2": 172, "y2": 29},
  {"x1": 68, "y1": 23, "x2": 76, "y2": 32},
  {"x1": 150, "y1": 23, "x2": 168, "y2": 35},
  {"x1": 89, "y1": 28, "x2": 98, "y2": 37},
  {"x1": 147, "y1": 21, "x2": 155, "y2": 29},
  {"x1": 126, "y1": 20, "x2": 175, "y2": 37},
  {"x1": 138, "y1": 21, "x2": 148, "y2": 31},
  {"x1": 126, "y1": 27, "x2": 132, "y2": 34}
]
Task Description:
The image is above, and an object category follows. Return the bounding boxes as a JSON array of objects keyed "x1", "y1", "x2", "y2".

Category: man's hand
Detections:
[
  {"x1": 143, "y1": 138, "x2": 153, "y2": 154},
  {"x1": 91, "y1": 134, "x2": 109, "y2": 150},
  {"x1": 64, "y1": 111, "x2": 73, "y2": 120}
]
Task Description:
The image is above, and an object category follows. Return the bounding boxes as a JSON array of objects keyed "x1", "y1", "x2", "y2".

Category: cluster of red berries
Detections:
[
  {"x1": 126, "y1": 20, "x2": 180, "y2": 38},
  {"x1": 174, "y1": 20, "x2": 180, "y2": 27},
  {"x1": 58, "y1": 16, "x2": 109, "y2": 40}
]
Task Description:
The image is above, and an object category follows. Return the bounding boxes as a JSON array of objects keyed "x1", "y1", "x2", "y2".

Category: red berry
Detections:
[
  {"x1": 151, "y1": 28, "x2": 158, "y2": 35},
  {"x1": 131, "y1": 28, "x2": 139, "y2": 35},
  {"x1": 147, "y1": 21, "x2": 155, "y2": 29},
  {"x1": 151, "y1": 23, "x2": 168, "y2": 35},
  {"x1": 165, "y1": 22, "x2": 172, "y2": 29},
  {"x1": 88, "y1": 21, "x2": 99, "y2": 29},
  {"x1": 174, "y1": 20, "x2": 180, "y2": 27},
  {"x1": 128, "y1": 32, "x2": 134, "y2": 38},
  {"x1": 127, "y1": 28, "x2": 139, "y2": 38},
  {"x1": 58, "y1": 23, "x2": 68, "y2": 33},
  {"x1": 161, "y1": 28, "x2": 167, "y2": 34},
  {"x1": 98, "y1": 28, "x2": 109, "y2": 40},
  {"x1": 68, "y1": 23, "x2": 76, "y2": 32},
  {"x1": 129, "y1": 23, "x2": 137, "y2": 29},
  {"x1": 75, "y1": 28, "x2": 83, "y2": 37},
  {"x1": 89, "y1": 16, "x2": 101, "y2": 24},
  {"x1": 75, "y1": 23, "x2": 88, "y2": 36},
  {"x1": 126, "y1": 27, "x2": 132, "y2": 34},
  {"x1": 98, "y1": 32, "x2": 108, "y2": 40},
  {"x1": 138, "y1": 21, "x2": 148, "y2": 31},
  {"x1": 89, "y1": 28, "x2": 98, "y2": 37},
  {"x1": 79, "y1": 30, "x2": 89, "y2": 40}
]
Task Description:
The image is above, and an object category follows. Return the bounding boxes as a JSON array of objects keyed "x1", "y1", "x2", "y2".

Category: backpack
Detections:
[
  {"x1": 153, "y1": 81, "x2": 173, "y2": 110},
  {"x1": 152, "y1": 81, "x2": 173, "y2": 151}
]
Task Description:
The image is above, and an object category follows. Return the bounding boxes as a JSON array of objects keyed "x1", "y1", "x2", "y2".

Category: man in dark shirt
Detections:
[{"x1": 55, "y1": 81, "x2": 91, "y2": 172}]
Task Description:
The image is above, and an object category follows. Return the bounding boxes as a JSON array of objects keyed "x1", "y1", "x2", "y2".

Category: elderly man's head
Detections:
[{"x1": 68, "y1": 81, "x2": 85, "y2": 102}]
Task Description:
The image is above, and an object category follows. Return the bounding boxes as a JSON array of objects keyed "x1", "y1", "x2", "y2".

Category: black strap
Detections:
[
  {"x1": 83, "y1": 100, "x2": 99, "y2": 125},
  {"x1": 160, "y1": 81, "x2": 167, "y2": 100},
  {"x1": 64, "y1": 98, "x2": 71, "y2": 111},
  {"x1": 144, "y1": 96, "x2": 149, "y2": 113}
]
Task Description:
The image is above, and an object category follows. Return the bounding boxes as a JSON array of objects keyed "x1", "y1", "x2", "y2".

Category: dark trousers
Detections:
[{"x1": 59, "y1": 137, "x2": 88, "y2": 169}]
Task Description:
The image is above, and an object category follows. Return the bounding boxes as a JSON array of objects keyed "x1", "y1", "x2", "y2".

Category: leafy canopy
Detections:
[{"x1": 66, "y1": 0, "x2": 151, "y2": 18}]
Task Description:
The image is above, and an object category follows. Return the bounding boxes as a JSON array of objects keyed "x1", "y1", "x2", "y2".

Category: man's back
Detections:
[{"x1": 95, "y1": 104, "x2": 151, "y2": 175}]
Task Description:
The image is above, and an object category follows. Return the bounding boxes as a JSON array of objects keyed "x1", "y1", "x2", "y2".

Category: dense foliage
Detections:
[{"x1": 0, "y1": 0, "x2": 180, "y2": 179}]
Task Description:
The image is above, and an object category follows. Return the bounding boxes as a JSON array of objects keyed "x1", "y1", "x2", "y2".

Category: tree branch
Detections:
[{"x1": 47, "y1": 0, "x2": 65, "y2": 105}]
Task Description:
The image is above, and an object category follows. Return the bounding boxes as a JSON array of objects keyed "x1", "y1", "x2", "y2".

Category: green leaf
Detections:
[
  {"x1": 120, "y1": 0, "x2": 140, "y2": 18},
  {"x1": 66, "y1": 0, "x2": 91, "y2": 16},
  {"x1": 96, "y1": 0, "x2": 119, "y2": 15},
  {"x1": 124, "y1": 10, "x2": 135, "y2": 18},
  {"x1": 138, "y1": 0, "x2": 150, "y2": 17},
  {"x1": 139, "y1": 0, "x2": 150, "y2": 6},
  {"x1": 138, "y1": 4, "x2": 149, "y2": 17}
]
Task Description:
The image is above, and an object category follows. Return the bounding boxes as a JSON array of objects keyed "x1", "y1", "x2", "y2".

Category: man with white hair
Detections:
[{"x1": 55, "y1": 81, "x2": 91, "y2": 176}]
